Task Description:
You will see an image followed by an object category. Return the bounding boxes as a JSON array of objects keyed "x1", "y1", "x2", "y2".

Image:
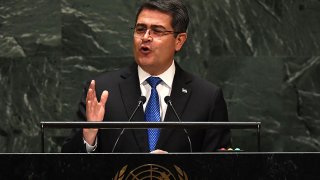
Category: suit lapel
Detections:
[
  {"x1": 156, "y1": 64, "x2": 192, "y2": 150},
  {"x1": 119, "y1": 63, "x2": 149, "y2": 152}
]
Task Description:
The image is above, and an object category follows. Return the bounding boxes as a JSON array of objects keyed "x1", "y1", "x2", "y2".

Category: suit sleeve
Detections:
[
  {"x1": 201, "y1": 88, "x2": 232, "y2": 151},
  {"x1": 61, "y1": 81, "x2": 91, "y2": 153}
]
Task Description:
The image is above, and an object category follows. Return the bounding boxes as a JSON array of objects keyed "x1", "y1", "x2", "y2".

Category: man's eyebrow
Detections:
[
  {"x1": 135, "y1": 23, "x2": 147, "y2": 27},
  {"x1": 150, "y1": 25, "x2": 166, "y2": 29},
  {"x1": 135, "y1": 23, "x2": 166, "y2": 29}
]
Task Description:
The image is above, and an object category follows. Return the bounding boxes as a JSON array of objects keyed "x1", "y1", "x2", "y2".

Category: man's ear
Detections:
[{"x1": 175, "y1": 33, "x2": 187, "y2": 51}]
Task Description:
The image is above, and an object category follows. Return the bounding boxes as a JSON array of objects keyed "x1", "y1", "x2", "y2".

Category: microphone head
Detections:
[
  {"x1": 139, "y1": 96, "x2": 147, "y2": 104},
  {"x1": 164, "y1": 96, "x2": 171, "y2": 104}
]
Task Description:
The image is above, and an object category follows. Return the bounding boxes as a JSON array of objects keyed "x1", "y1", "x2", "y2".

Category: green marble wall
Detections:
[{"x1": 0, "y1": 0, "x2": 319, "y2": 152}]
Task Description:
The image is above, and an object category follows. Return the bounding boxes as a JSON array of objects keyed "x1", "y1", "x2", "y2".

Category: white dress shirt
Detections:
[
  {"x1": 138, "y1": 61, "x2": 175, "y2": 121},
  {"x1": 85, "y1": 61, "x2": 176, "y2": 152}
]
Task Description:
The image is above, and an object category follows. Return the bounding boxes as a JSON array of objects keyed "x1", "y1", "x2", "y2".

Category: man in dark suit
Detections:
[{"x1": 62, "y1": 0, "x2": 231, "y2": 153}]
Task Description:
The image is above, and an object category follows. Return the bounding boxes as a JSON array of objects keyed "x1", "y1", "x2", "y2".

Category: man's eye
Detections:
[
  {"x1": 136, "y1": 27, "x2": 146, "y2": 33},
  {"x1": 152, "y1": 29, "x2": 164, "y2": 34}
]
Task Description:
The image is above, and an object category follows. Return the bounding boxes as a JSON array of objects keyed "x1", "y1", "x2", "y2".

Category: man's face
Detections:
[{"x1": 133, "y1": 9, "x2": 187, "y2": 75}]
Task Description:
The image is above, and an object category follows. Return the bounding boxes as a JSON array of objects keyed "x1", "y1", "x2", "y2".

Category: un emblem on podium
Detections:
[{"x1": 114, "y1": 164, "x2": 188, "y2": 180}]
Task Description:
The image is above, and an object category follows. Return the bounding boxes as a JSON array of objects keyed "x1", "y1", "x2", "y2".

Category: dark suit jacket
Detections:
[{"x1": 61, "y1": 62, "x2": 231, "y2": 153}]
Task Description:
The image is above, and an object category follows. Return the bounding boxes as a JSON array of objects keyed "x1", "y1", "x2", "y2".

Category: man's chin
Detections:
[
  {"x1": 136, "y1": 63, "x2": 161, "y2": 75},
  {"x1": 136, "y1": 57, "x2": 155, "y2": 67}
]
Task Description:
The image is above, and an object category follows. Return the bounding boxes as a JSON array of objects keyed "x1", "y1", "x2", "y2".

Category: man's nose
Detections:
[{"x1": 142, "y1": 29, "x2": 152, "y2": 41}]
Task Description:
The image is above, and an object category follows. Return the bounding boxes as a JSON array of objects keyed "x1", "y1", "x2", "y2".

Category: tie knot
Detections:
[{"x1": 146, "y1": 77, "x2": 162, "y2": 88}]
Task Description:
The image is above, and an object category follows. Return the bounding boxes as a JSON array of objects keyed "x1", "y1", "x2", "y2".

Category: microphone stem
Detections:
[
  {"x1": 128, "y1": 101, "x2": 143, "y2": 121},
  {"x1": 112, "y1": 99, "x2": 144, "y2": 153},
  {"x1": 168, "y1": 101, "x2": 193, "y2": 152}
]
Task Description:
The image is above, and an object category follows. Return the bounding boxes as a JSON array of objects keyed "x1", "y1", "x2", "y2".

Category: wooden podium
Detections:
[{"x1": 0, "y1": 153, "x2": 319, "y2": 179}]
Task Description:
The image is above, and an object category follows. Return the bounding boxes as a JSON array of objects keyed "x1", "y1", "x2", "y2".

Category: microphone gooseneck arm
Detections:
[
  {"x1": 164, "y1": 96, "x2": 193, "y2": 152},
  {"x1": 128, "y1": 96, "x2": 146, "y2": 121},
  {"x1": 111, "y1": 96, "x2": 146, "y2": 153}
]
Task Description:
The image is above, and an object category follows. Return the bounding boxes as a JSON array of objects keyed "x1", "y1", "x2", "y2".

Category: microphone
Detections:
[
  {"x1": 111, "y1": 96, "x2": 146, "y2": 152},
  {"x1": 164, "y1": 96, "x2": 193, "y2": 152}
]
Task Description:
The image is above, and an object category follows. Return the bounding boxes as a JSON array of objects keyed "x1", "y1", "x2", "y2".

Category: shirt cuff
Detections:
[{"x1": 83, "y1": 138, "x2": 97, "y2": 152}]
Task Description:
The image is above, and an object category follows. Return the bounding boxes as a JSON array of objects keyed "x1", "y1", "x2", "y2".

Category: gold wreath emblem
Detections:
[
  {"x1": 113, "y1": 165, "x2": 128, "y2": 180},
  {"x1": 113, "y1": 164, "x2": 188, "y2": 180}
]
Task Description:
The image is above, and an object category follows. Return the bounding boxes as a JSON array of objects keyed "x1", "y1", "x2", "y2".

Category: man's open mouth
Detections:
[{"x1": 140, "y1": 46, "x2": 151, "y2": 54}]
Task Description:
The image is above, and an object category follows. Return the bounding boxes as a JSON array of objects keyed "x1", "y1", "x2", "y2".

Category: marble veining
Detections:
[{"x1": 0, "y1": 0, "x2": 319, "y2": 152}]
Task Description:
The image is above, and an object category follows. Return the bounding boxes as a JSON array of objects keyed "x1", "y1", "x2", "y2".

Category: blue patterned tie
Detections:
[{"x1": 145, "y1": 77, "x2": 162, "y2": 151}]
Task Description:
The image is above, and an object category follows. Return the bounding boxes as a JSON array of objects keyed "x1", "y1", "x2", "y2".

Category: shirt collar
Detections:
[{"x1": 138, "y1": 61, "x2": 176, "y2": 88}]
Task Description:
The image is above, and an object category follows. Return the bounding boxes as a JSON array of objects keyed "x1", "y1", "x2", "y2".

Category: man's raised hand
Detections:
[{"x1": 83, "y1": 80, "x2": 109, "y2": 145}]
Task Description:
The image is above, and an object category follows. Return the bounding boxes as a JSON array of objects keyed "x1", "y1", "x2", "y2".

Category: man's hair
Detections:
[{"x1": 135, "y1": 0, "x2": 189, "y2": 34}]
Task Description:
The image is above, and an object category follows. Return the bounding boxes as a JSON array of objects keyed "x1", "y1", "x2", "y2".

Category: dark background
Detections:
[{"x1": 0, "y1": 0, "x2": 319, "y2": 152}]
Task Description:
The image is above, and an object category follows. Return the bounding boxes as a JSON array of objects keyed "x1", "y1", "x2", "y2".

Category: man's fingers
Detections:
[
  {"x1": 90, "y1": 80, "x2": 96, "y2": 99},
  {"x1": 100, "y1": 90, "x2": 109, "y2": 106},
  {"x1": 87, "y1": 80, "x2": 97, "y2": 102},
  {"x1": 86, "y1": 100, "x2": 90, "y2": 109},
  {"x1": 89, "y1": 80, "x2": 95, "y2": 90},
  {"x1": 150, "y1": 149, "x2": 168, "y2": 154},
  {"x1": 86, "y1": 88, "x2": 93, "y2": 101},
  {"x1": 86, "y1": 80, "x2": 108, "y2": 122}
]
